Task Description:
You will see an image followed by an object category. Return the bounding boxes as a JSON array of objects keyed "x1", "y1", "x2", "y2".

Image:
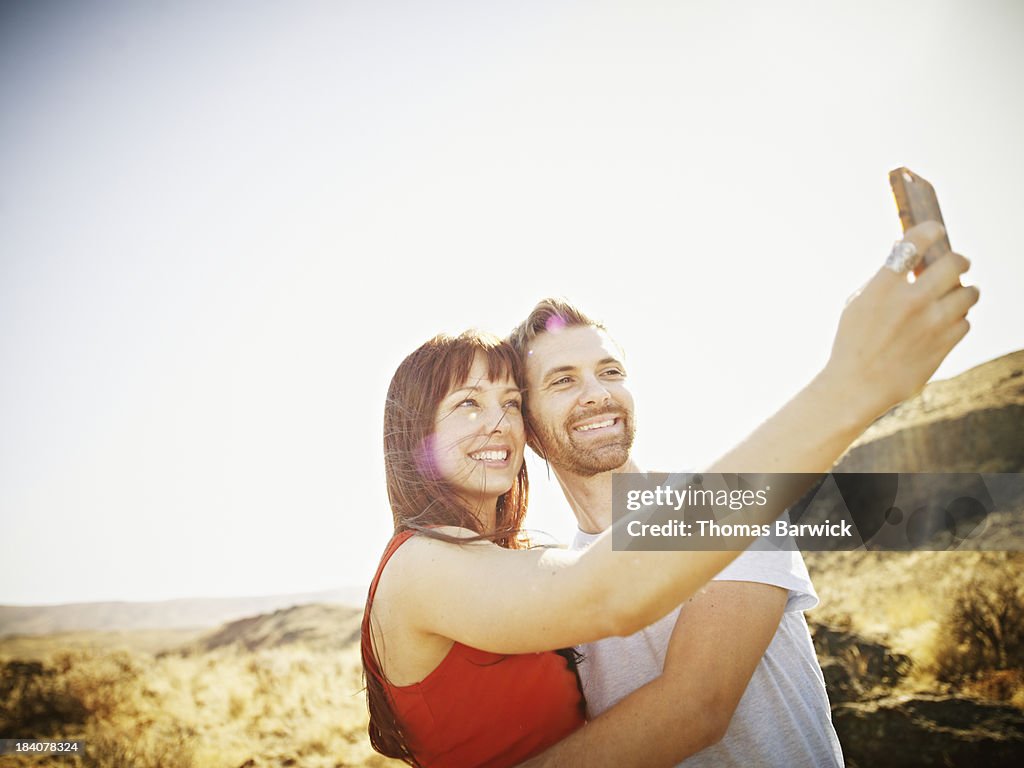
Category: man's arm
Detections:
[{"x1": 519, "y1": 581, "x2": 787, "y2": 767}]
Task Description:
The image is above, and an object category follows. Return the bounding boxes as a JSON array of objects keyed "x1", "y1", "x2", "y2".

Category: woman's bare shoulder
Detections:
[{"x1": 377, "y1": 529, "x2": 496, "y2": 597}]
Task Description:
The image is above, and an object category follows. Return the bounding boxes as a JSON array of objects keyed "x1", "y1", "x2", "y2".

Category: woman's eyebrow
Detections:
[
  {"x1": 447, "y1": 382, "x2": 520, "y2": 398},
  {"x1": 445, "y1": 385, "x2": 478, "y2": 399},
  {"x1": 481, "y1": 384, "x2": 523, "y2": 398}
]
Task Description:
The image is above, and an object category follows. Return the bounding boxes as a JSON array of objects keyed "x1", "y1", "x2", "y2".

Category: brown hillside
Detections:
[
  {"x1": 835, "y1": 350, "x2": 1024, "y2": 473},
  {"x1": 173, "y1": 603, "x2": 364, "y2": 656}
]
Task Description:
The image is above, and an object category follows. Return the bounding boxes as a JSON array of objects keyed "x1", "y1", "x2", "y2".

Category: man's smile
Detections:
[{"x1": 571, "y1": 415, "x2": 624, "y2": 435}]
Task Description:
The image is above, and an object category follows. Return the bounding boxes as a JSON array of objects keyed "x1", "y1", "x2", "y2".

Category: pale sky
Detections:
[{"x1": 1, "y1": 0, "x2": 1022, "y2": 605}]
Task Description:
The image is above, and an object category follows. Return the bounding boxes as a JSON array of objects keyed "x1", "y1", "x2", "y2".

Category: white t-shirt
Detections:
[{"x1": 571, "y1": 529, "x2": 843, "y2": 768}]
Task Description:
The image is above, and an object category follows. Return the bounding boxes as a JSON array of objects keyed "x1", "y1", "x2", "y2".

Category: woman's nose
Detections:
[{"x1": 482, "y1": 404, "x2": 508, "y2": 435}]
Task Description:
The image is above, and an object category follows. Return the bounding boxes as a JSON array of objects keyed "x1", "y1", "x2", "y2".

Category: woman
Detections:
[
  {"x1": 362, "y1": 222, "x2": 977, "y2": 767},
  {"x1": 363, "y1": 331, "x2": 588, "y2": 767}
]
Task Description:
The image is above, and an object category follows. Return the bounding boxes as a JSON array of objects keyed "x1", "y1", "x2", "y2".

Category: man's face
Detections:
[{"x1": 523, "y1": 325, "x2": 635, "y2": 476}]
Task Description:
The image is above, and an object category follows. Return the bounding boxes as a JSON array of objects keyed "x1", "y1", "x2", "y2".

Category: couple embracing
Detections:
[{"x1": 361, "y1": 221, "x2": 977, "y2": 767}]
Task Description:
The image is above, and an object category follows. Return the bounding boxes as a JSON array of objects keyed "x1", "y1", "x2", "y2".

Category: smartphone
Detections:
[{"x1": 889, "y1": 167, "x2": 952, "y2": 272}]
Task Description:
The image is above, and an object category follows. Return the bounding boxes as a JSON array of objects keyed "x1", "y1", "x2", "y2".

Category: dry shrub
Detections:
[
  {"x1": 57, "y1": 650, "x2": 144, "y2": 722},
  {"x1": 963, "y1": 669, "x2": 1024, "y2": 707},
  {"x1": 87, "y1": 725, "x2": 197, "y2": 768},
  {"x1": 934, "y1": 567, "x2": 1024, "y2": 692},
  {"x1": 0, "y1": 651, "x2": 141, "y2": 738},
  {"x1": 0, "y1": 659, "x2": 89, "y2": 736}
]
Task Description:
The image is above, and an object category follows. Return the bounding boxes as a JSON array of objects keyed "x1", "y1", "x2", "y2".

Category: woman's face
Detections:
[{"x1": 430, "y1": 352, "x2": 525, "y2": 508}]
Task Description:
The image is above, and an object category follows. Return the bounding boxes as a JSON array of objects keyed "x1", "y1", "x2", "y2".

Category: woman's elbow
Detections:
[
  {"x1": 597, "y1": 584, "x2": 656, "y2": 639},
  {"x1": 579, "y1": 563, "x2": 672, "y2": 639}
]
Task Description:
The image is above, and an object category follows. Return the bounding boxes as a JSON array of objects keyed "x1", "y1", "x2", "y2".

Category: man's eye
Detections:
[
  {"x1": 603, "y1": 368, "x2": 625, "y2": 377},
  {"x1": 551, "y1": 377, "x2": 572, "y2": 386}
]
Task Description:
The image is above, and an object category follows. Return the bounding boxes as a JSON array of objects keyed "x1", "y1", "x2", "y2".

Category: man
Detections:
[{"x1": 508, "y1": 298, "x2": 844, "y2": 767}]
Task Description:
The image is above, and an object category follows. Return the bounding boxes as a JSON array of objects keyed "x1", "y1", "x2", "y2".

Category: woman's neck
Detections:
[{"x1": 461, "y1": 493, "x2": 499, "y2": 532}]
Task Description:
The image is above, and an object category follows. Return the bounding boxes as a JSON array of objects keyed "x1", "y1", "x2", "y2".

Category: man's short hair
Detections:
[{"x1": 507, "y1": 297, "x2": 606, "y2": 360}]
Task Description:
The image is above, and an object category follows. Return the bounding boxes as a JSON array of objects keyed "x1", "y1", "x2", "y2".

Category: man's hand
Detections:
[{"x1": 518, "y1": 581, "x2": 787, "y2": 767}]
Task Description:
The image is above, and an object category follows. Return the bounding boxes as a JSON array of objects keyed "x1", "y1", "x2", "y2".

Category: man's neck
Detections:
[{"x1": 553, "y1": 457, "x2": 642, "y2": 534}]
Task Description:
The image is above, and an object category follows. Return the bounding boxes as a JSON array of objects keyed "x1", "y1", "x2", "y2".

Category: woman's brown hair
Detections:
[{"x1": 364, "y1": 330, "x2": 531, "y2": 764}]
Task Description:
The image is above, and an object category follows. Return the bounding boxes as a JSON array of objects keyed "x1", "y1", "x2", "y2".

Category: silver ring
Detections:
[{"x1": 885, "y1": 240, "x2": 920, "y2": 274}]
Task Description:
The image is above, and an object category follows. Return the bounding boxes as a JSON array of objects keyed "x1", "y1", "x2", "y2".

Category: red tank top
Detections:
[{"x1": 361, "y1": 530, "x2": 585, "y2": 767}]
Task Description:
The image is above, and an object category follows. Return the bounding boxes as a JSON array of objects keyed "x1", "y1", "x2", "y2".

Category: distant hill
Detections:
[
  {"x1": 0, "y1": 586, "x2": 368, "y2": 638},
  {"x1": 172, "y1": 603, "x2": 364, "y2": 656}
]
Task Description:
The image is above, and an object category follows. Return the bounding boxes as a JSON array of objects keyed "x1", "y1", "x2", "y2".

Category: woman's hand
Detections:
[{"x1": 824, "y1": 221, "x2": 980, "y2": 423}]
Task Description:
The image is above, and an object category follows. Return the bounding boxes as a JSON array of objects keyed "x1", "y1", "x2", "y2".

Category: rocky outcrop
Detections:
[
  {"x1": 810, "y1": 621, "x2": 1024, "y2": 766},
  {"x1": 810, "y1": 622, "x2": 911, "y2": 703},
  {"x1": 837, "y1": 404, "x2": 1024, "y2": 473},
  {"x1": 834, "y1": 350, "x2": 1024, "y2": 474},
  {"x1": 798, "y1": 351, "x2": 1024, "y2": 551},
  {"x1": 833, "y1": 694, "x2": 1024, "y2": 767}
]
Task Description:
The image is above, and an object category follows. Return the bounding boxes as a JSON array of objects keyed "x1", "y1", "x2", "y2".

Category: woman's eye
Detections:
[
  {"x1": 504, "y1": 399, "x2": 522, "y2": 410},
  {"x1": 458, "y1": 399, "x2": 479, "y2": 408}
]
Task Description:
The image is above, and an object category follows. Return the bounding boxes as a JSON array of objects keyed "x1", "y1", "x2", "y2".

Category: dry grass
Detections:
[
  {"x1": 0, "y1": 628, "x2": 206, "y2": 662},
  {"x1": 0, "y1": 642, "x2": 403, "y2": 768}
]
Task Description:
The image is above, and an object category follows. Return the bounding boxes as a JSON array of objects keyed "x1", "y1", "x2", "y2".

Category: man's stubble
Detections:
[{"x1": 529, "y1": 405, "x2": 636, "y2": 478}]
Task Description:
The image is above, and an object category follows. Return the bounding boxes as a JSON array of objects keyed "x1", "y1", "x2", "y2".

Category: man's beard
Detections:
[{"x1": 531, "y1": 407, "x2": 636, "y2": 477}]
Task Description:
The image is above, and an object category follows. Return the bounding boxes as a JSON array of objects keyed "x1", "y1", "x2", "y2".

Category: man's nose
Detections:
[{"x1": 578, "y1": 375, "x2": 611, "y2": 407}]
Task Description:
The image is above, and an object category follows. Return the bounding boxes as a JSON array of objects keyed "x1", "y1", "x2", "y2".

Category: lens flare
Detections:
[
  {"x1": 545, "y1": 314, "x2": 567, "y2": 334},
  {"x1": 414, "y1": 434, "x2": 440, "y2": 480}
]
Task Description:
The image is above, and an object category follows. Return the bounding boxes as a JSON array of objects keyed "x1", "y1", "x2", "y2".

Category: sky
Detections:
[{"x1": 1, "y1": 0, "x2": 1022, "y2": 605}]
